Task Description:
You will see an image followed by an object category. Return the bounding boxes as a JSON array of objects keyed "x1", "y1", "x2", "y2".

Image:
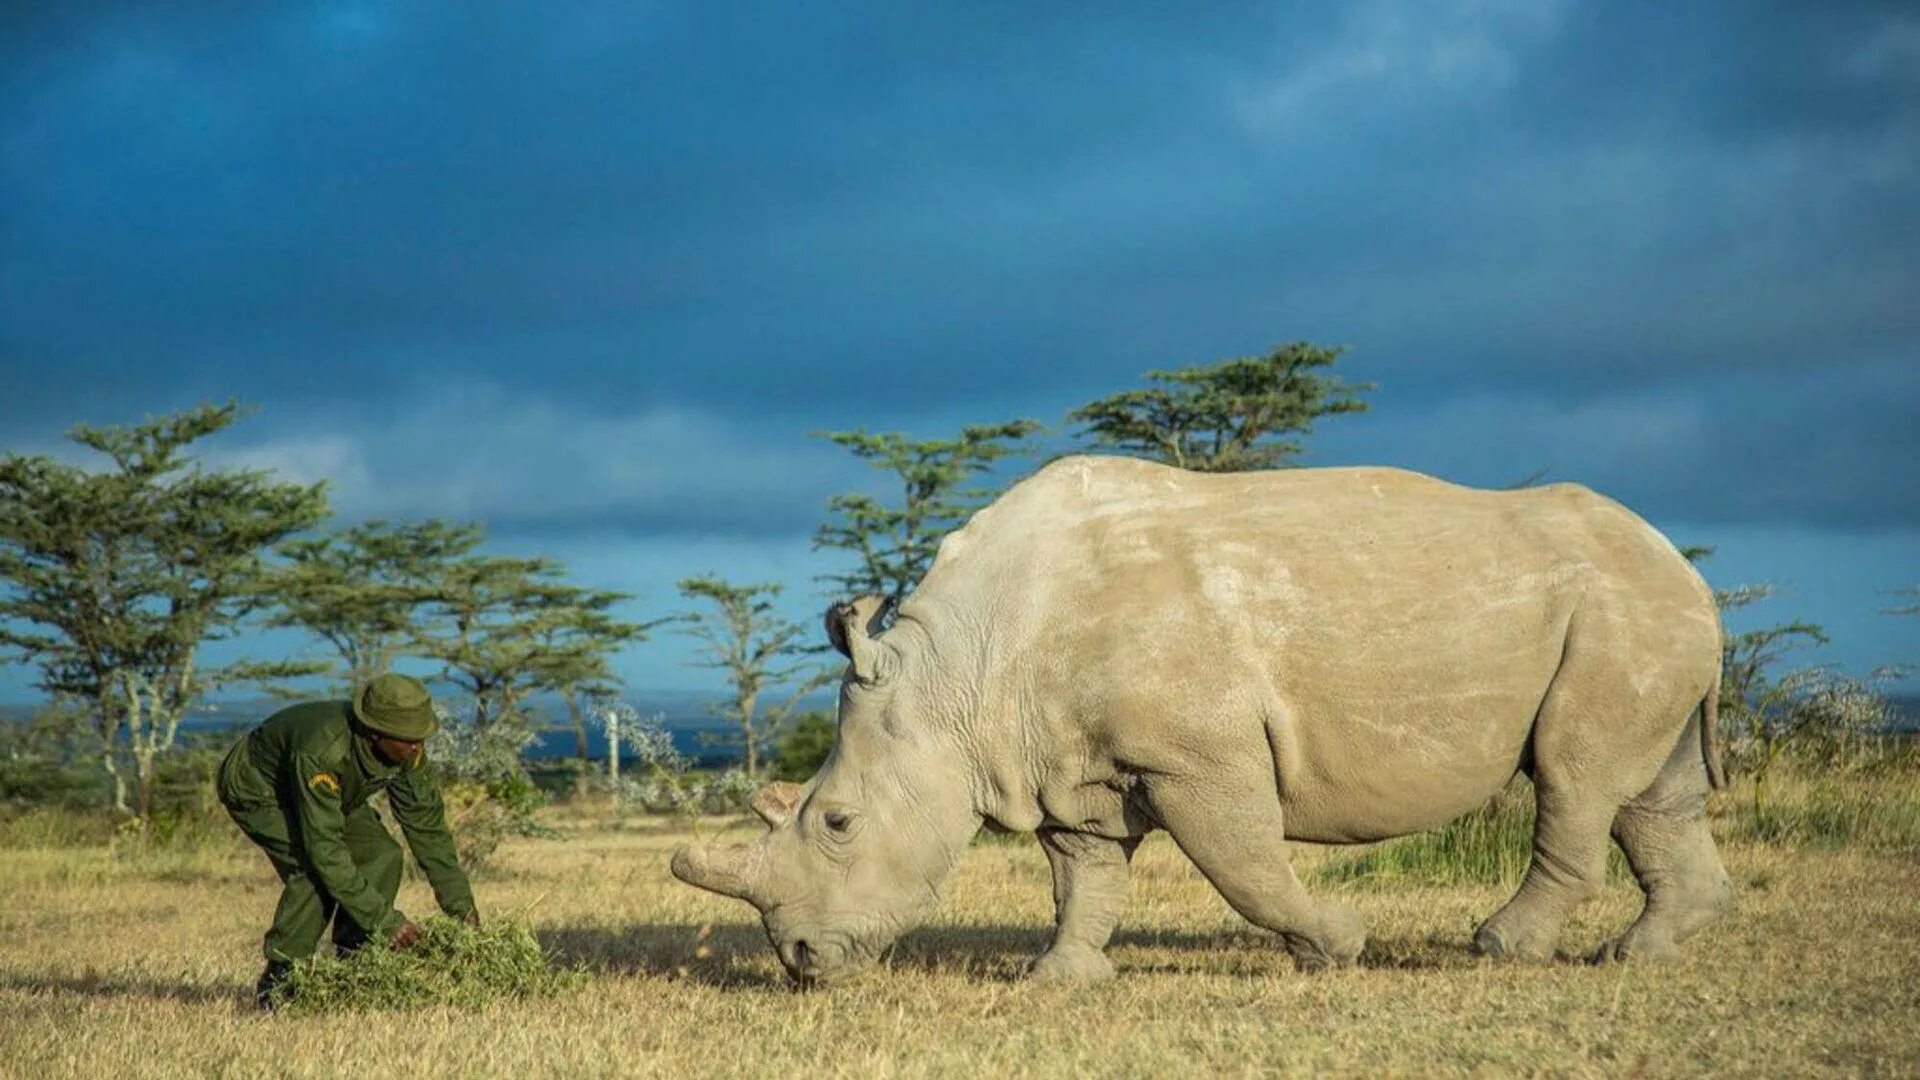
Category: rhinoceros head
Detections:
[{"x1": 669, "y1": 594, "x2": 982, "y2": 983}]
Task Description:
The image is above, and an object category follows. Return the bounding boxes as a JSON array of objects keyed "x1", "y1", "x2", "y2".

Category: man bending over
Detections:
[{"x1": 217, "y1": 673, "x2": 478, "y2": 1007}]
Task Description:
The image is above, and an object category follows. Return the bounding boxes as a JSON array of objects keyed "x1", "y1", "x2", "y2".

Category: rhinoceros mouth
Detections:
[{"x1": 771, "y1": 929, "x2": 879, "y2": 985}]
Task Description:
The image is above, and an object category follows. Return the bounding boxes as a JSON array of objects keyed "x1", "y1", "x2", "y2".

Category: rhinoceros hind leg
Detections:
[
  {"x1": 1471, "y1": 777, "x2": 1621, "y2": 961},
  {"x1": 1594, "y1": 719, "x2": 1734, "y2": 963},
  {"x1": 1026, "y1": 829, "x2": 1139, "y2": 982},
  {"x1": 1147, "y1": 776, "x2": 1365, "y2": 972},
  {"x1": 1476, "y1": 608, "x2": 1703, "y2": 962}
]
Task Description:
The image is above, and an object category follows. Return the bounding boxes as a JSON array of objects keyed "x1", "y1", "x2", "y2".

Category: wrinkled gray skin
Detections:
[{"x1": 672, "y1": 457, "x2": 1735, "y2": 983}]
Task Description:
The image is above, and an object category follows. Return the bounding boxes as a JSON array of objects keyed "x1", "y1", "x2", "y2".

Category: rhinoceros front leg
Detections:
[
  {"x1": 1026, "y1": 828, "x2": 1140, "y2": 982},
  {"x1": 1146, "y1": 775, "x2": 1366, "y2": 972}
]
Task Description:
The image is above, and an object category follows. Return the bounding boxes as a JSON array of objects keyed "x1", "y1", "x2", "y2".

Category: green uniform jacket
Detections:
[{"x1": 218, "y1": 700, "x2": 475, "y2": 936}]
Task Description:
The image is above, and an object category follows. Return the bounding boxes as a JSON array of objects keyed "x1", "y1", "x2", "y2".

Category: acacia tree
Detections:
[
  {"x1": 813, "y1": 420, "x2": 1042, "y2": 605},
  {"x1": 1680, "y1": 547, "x2": 1897, "y2": 813},
  {"x1": 1069, "y1": 342, "x2": 1370, "y2": 471},
  {"x1": 410, "y1": 552, "x2": 652, "y2": 734},
  {"x1": 270, "y1": 518, "x2": 484, "y2": 690},
  {"x1": 0, "y1": 403, "x2": 329, "y2": 820},
  {"x1": 677, "y1": 576, "x2": 831, "y2": 779},
  {"x1": 409, "y1": 553, "x2": 572, "y2": 729},
  {"x1": 1714, "y1": 584, "x2": 1829, "y2": 725},
  {"x1": 1683, "y1": 548, "x2": 1830, "y2": 726},
  {"x1": 521, "y1": 590, "x2": 662, "y2": 781},
  {"x1": 1709, "y1": 594, "x2": 1886, "y2": 821}
]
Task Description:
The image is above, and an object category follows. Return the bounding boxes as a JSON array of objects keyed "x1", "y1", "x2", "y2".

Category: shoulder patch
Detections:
[{"x1": 308, "y1": 772, "x2": 341, "y2": 796}]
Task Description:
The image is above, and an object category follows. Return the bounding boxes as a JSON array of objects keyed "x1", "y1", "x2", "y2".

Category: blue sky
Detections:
[{"x1": 3, "y1": 2, "x2": 1916, "y2": 699}]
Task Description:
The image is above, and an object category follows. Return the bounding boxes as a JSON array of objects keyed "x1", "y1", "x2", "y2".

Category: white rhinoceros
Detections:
[{"x1": 673, "y1": 455, "x2": 1733, "y2": 982}]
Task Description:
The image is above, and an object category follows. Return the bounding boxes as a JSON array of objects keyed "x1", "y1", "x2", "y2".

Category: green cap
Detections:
[{"x1": 351, "y1": 674, "x2": 440, "y2": 741}]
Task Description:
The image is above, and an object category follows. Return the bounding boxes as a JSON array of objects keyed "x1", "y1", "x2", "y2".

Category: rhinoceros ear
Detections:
[
  {"x1": 825, "y1": 595, "x2": 894, "y2": 684},
  {"x1": 750, "y1": 781, "x2": 805, "y2": 828}
]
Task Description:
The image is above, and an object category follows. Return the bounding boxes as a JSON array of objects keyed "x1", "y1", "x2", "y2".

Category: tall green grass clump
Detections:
[
  {"x1": 0, "y1": 806, "x2": 121, "y2": 848},
  {"x1": 273, "y1": 917, "x2": 583, "y2": 1014},
  {"x1": 1731, "y1": 770, "x2": 1920, "y2": 853},
  {"x1": 1315, "y1": 778, "x2": 1630, "y2": 888}
]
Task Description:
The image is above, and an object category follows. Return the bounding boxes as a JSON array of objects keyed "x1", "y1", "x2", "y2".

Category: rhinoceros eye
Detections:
[{"x1": 823, "y1": 811, "x2": 853, "y2": 835}]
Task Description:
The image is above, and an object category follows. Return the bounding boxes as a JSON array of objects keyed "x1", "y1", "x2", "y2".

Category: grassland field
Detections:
[{"x1": 2, "y1": 772, "x2": 1917, "y2": 1079}]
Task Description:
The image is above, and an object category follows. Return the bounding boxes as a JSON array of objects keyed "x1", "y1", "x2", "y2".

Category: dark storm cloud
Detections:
[
  {"x1": 1, "y1": 1, "x2": 1916, "y2": 537},
  {"x1": 1311, "y1": 355, "x2": 1920, "y2": 531},
  {"x1": 1508, "y1": 1, "x2": 1920, "y2": 145},
  {"x1": 0, "y1": 5, "x2": 1268, "y2": 373}
]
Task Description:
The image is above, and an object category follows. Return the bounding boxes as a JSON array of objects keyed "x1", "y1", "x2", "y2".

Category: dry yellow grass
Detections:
[{"x1": 2, "y1": 803, "x2": 1917, "y2": 1078}]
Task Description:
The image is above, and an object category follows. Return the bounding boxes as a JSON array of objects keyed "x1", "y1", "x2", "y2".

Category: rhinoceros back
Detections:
[{"x1": 904, "y1": 456, "x2": 1719, "y2": 843}]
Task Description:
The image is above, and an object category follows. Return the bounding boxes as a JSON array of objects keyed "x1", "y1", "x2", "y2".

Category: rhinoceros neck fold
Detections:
[{"x1": 887, "y1": 583, "x2": 1058, "y2": 836}]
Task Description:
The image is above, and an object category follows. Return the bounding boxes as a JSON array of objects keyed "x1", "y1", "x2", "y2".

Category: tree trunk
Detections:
[
  {"x1": 569, "y1": 692, "x2": 588, "y2": 762},
  {"x1": 567, "y1": 691, "x2": 589, "y2": 796},
  {"x1": 739, "y1": 690, "x2": 760, "y2": 779},
  {"x1": 607, "y1": 714, "x2": 620, "y2": 788},
  {"x1": 95, "y1": 693, "x2": 131, "y2": 816},
  {"x1": 102, "y1": 751, "x2": 129, "y2": 816},
  {"x1": 135, "y1": 751, "x2": 156, "y2": 824}
]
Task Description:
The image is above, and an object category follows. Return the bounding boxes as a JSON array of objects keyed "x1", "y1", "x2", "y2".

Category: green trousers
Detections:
[{"x1": 225, "y1": 801, "x2": 404, "y2": 964}]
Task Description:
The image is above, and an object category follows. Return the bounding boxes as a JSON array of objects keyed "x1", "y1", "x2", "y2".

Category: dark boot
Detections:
[
  {"x1": 331, "y1": 916, "x2": 373, "y2": 957},
  {"x1": 254, "y1": 960, "x2": 294, "y2": 1011}
]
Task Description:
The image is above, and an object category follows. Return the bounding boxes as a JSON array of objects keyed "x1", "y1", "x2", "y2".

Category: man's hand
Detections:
[
  {"x1": 462, "y1": 909, "x2": 481, "y2": 929},
  {"x1": 390, "y1": 921, "x2": 423, "y2": 951}
]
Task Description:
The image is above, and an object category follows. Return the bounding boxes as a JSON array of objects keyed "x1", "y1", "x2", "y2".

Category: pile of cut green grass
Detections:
[{"x1": 273, "y1": 917, "x2": 583, "y2": 1014}]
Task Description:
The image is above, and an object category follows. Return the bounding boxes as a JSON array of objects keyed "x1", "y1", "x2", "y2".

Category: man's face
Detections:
[{"x1": 369, "y1": 734, "x2": 424, "y2": 766}]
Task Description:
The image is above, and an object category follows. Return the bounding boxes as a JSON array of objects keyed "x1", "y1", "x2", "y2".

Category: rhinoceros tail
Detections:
[{"x1": 1701, "y1": 668, "x2": 1726, "y2": 791}]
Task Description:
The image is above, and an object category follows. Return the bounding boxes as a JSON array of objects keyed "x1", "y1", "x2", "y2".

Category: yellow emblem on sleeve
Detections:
[{"x1": 308, "y1": 772, "x2": 341, "y2": 795}]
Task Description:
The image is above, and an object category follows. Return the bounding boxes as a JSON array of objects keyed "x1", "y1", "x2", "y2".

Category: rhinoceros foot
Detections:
[
  {"x1": 1024, "y1": 948, "x2": 1117, "y2": 983},
  {"x1": 1590, "y1": 873, "x2": 1734, "y2": 964},
  {"x1": 1279, "y1": 902, "x2": 1367, "y2": 973},
  {"x1": 1589, "y1": 930, "x2": 1683, "y2": 965},
  {"x1": 1469, "y1": 918, "x2": 1558, "y2": 963}
]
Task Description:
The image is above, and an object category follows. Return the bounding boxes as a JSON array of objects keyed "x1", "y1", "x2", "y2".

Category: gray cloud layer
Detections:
[{"x1": 2, "y1": 1, "x2": 1916, "y2": 539}]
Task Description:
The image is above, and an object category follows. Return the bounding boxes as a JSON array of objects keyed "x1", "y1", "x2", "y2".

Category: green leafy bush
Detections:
[
  {"x1": 429, "y1": 701, "x2": 552, "y2": 868},
  {"x1": 272, "y1": 916, "x2": 582, "y2": 1014},
  {"x1": 772, "y1": 710, "x2": 835, "y2": 782}
]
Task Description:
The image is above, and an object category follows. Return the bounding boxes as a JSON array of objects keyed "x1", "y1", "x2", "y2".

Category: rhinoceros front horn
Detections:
[{"x1": 670, "y1": 840, "x2": 769, "y2": 907}]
